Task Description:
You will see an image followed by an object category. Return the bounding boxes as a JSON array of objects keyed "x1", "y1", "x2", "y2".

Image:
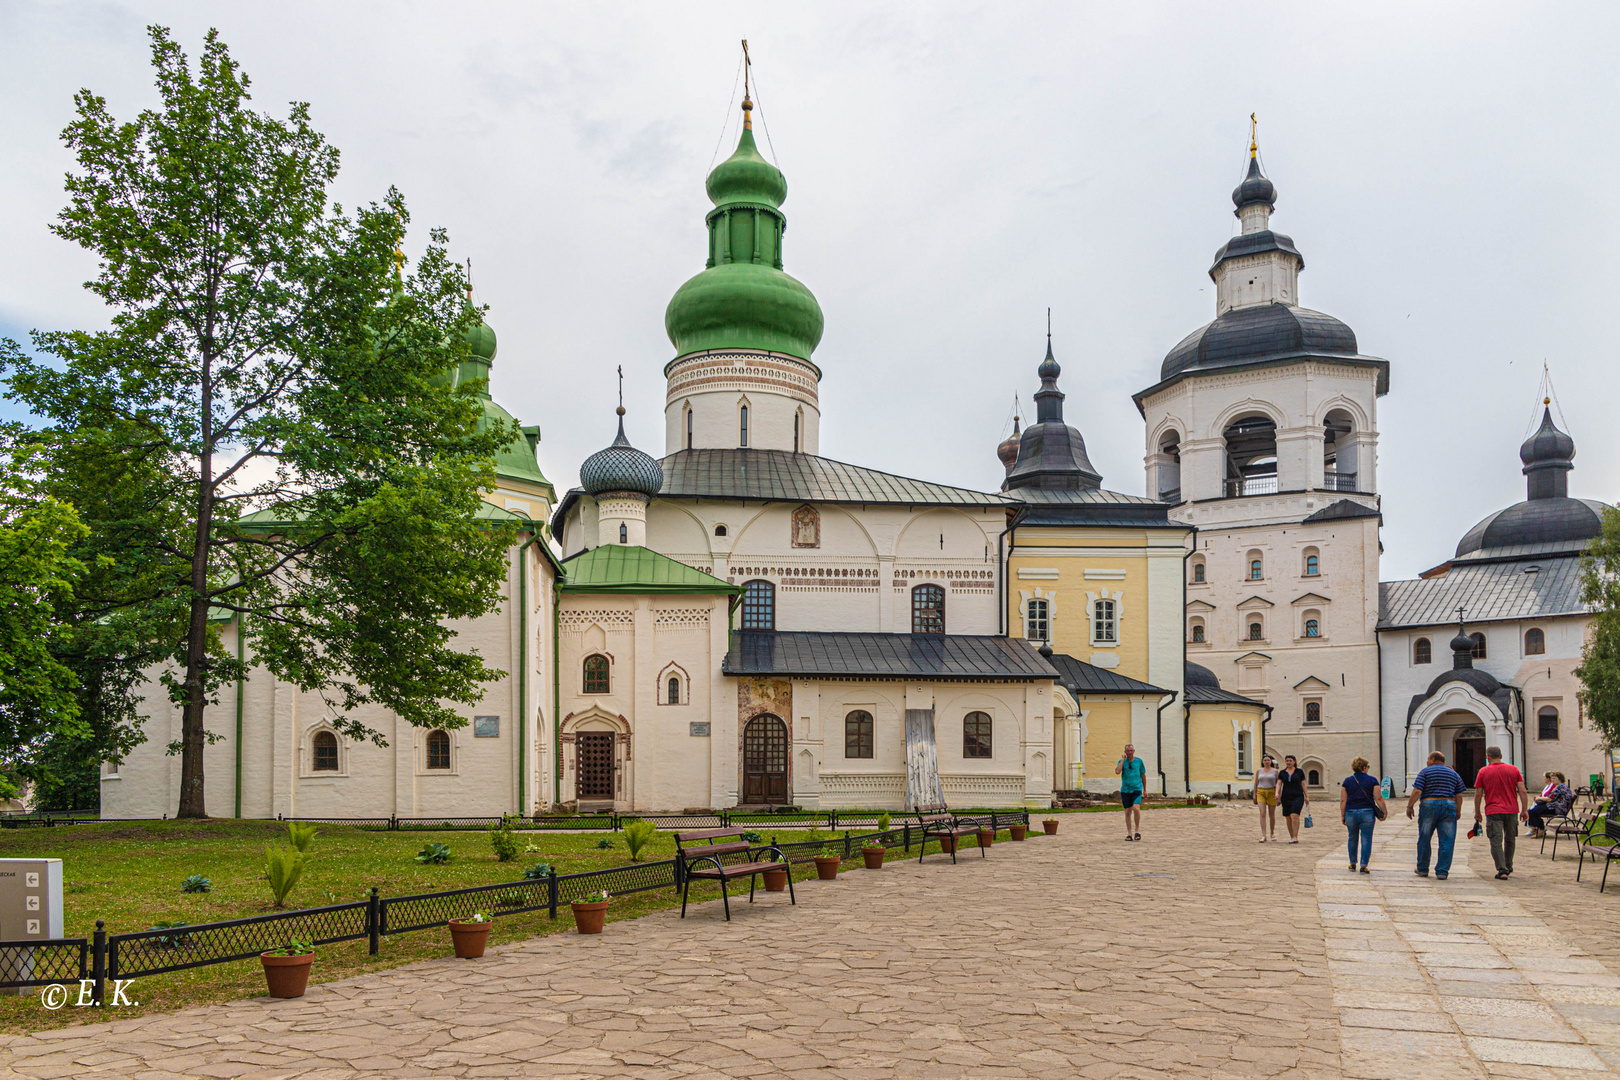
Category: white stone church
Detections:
[{"x1": 102, "y1": 101, "x2": 1614, "y2": 819}]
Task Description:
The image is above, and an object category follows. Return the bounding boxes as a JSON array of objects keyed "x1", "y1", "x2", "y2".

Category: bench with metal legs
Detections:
[
  {"x1": 915, "y1": 803, "x2": 988, "y2": 865},
  {"x1": 675, "y1": 829, "x2": 794, "y2": 921}
]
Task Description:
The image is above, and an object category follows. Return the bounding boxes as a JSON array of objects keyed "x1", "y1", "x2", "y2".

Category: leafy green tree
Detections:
[
  {"x1": 1578, "y1": 506, "x2": 1620, "y2": 751},
  {"x1": 4, "y1": 27, "x2": 516, "y2": 818}
]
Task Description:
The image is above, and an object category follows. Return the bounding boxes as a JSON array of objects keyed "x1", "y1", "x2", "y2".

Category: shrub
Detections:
[
  {"x1": 523, "y1": 862, "x2": 553, "y2": 880},
  {"x1": 622, "y1": 821, "x2": 657, "y2": 862},
  {"x1": 414, "y1": 842, "x2": 452, "y2": 865},
  {"x1": 740, "y1": 830, "x2": 764, "y2": 844},
  {"x1": 495, "y1": 889, "x2": 525, "y2": 907},
  {"x1": 489, "y1": 819, "x2": 519, "y2": 862},
  {"x1": 264, "y1": 846, "x2": 304, "y2": 909},
  {"x1": 596, "y1": 838, "x2": 614, "y2": 851},
  {"x1": 148, "y1": 920, "x2": 190, "y2": 948},
  {"x1": 876, "y1": 812, "x2": 891, "y2": 832},
  {"x1": 180, "y1": 875, "x2": 211, "y2": 894},
  {"x1": 287, "y1": 822, "x2": 318, "y2": 852}
]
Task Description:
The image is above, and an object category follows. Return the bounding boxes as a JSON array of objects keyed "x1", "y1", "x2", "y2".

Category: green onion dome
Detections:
[
  {"x1": 440, "y1": 312, "x2": 552, "y2": 493},
  {"x1": 664, "y1": 122, "x2": 824, "y2": 363}
]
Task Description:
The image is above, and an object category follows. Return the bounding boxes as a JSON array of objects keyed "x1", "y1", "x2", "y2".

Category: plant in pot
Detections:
[
  {"x1": 861, "y1": 840, "x2": 886, "y2": 869},
  {"x1": 1009, "y1": 822, "x2": 1028, "y2": 841},
  {"x1": 761, "y1": 857, "x2": 789, "y2": 892},
  {"x1": 449, "y1": 911, "x2": 492, "y2": 958},
  {"x1": 978, "y1": 824, "x2": 996, "y2": 848},
  {"x1": 1042, "y1": 817, "x2": 1060, "y2": 835},
  {"x1": 571, "y1": 889, "x2": 611, "y2": 934},
  {"x1": 813, "y1": 846, "x2": 842, "y2": 880},
  {"x1": 260, "y1": 938, "x2": 314, "y2": 998}
]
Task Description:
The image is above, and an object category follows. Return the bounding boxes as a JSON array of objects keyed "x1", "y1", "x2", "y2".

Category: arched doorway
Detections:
[
  {"x1": 1453, "y1": 725, "x2": 1487, "y2": 788},
  {"x1": 743, "y1": 715, "x2": 789, "y2": 804}
]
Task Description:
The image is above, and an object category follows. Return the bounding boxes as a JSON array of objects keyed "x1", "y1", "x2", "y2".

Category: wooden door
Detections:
[
  {"x1": 743, "y1": 716, "x2": 788, "y2": 804},
  {"x1": 1455, "y1": 738, "x2": 1485, "y2": 788},
  {"x1": 577, "y1": 732, "x2": 615, "y2": 800}
]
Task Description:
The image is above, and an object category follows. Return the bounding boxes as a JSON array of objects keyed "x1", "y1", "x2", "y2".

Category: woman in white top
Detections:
[{"x1": 1254, "y1": 755, "x2": 1280, "y2": 842}]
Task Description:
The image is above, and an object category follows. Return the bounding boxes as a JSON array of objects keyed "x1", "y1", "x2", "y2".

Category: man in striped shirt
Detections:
[{"x1": 1405, "y1": 751, "x2": 1467, "y2": 879}]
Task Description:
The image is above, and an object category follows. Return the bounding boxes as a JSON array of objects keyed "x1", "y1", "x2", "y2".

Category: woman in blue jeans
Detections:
[{"x1": 1340, "y1": 756, "x2": 1387, "y2": 873}]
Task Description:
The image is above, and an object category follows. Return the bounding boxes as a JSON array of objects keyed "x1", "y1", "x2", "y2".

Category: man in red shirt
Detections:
[{"x1": 1472, "y1": 745, "x2": 1529, "y2": 880}]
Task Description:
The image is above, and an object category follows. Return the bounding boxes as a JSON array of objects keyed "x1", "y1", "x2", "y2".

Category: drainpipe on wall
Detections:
[
  {"x1": 516, "y1": 528, "x2": 541, "y2": 817},
  {"x1": 1261, "y1": 703, "x2": 1274, "y2": 764},
  {"x1": 553, "y1": 575, "x2": 563, "y2": 806},
  {"x1": 234, "y1": 616, "x2": 246, "y2": 819},
  {"x1": 1155, "y1": 692, "x2": 1177, "y2": 796},
  {"x1": 997, "y1": 517, "x2": 1019, "y2": 637},
  {"x1": 1375, "y1": 630, "x2": 1385, "y2": 783},
  {"x1": 1183, "y1": 702, "x2": 1192, "y2": 794}
]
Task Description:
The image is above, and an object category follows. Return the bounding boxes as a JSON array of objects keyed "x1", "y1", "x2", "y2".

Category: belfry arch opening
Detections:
[
  {"x1": 1323, "y1": 409, "x2": 1357, "y2": 492},
  {"x1": 1157, "y1": 429, "x2": 1182, "y2": 503},
  {"x1": 1223, "y1": 414, "x2": 1278, "y2": 497}
]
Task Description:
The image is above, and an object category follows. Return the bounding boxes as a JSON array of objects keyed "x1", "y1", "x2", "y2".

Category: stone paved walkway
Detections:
[
  {"x1": 1321, "y1": 814, "x2": 1620, "y2": 1079},
  {"x1": 1, "y1": 807, "x2": 1616, "y2": 1079}
]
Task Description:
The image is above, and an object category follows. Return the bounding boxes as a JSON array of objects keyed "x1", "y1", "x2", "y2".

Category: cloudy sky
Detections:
[{"x1": 3, "y1": 2, "x2": 1617, "y2": 579}]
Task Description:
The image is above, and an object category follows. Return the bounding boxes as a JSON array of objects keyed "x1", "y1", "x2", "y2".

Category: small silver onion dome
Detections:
[{"x1": 580, "y1": 408, "x2": 664, "y2": 498}]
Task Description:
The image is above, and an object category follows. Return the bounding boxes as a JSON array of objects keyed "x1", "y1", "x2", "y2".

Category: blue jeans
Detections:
[
  {"x1": 1345, "y1": 808, "x2": 1376, "y2": 866},
  {"x1": 1417, "y1": 799, "x2": 1458, "y2": 875}
]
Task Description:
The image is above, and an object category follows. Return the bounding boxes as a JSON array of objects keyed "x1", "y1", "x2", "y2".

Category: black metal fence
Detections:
[{"x1": 1, "y1": 810, "x2": 1034, "y2": 1001}]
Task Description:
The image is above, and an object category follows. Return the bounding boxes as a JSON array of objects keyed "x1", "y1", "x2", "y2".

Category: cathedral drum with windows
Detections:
[
  {"x1": 1133, "y1": 133, "x2": 1389, "y2": 793},
  {"x1": 1377, "y1": 406, "x2": 1612, "y2": 792}
]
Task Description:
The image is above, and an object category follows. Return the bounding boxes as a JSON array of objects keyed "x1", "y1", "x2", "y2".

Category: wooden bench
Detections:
[
  {"x1": 915, "y1": 803, "x2": 989, "y2": 864},
  {"x1": 1576, "y1": 801, "x2": 1620, "y2": 893},
  {"x1": 675, "y1": 829, "x2": 794, "y2": 920}
]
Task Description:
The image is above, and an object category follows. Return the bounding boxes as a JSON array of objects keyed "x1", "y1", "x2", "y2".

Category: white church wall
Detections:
[{"x1": 663, "y1": 350, "x2": 821, "y2": 455}]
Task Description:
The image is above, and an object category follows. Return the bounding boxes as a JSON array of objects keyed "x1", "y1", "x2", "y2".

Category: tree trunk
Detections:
[{"x1": 176, "y1": 355, "x2": 216, "y2": 819}]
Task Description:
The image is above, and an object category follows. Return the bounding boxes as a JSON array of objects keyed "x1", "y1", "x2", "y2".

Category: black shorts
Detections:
[
  {"x1": 1121, "y1": 790, "x2": 1142, "y2": 808},
  {"x1": 1281, "y1": 795, "x2": 1305, "y2": 817}
]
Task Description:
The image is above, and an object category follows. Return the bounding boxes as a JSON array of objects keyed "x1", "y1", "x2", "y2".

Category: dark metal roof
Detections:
[
  {"x1": 1183, "y1": 661, "x2": 1266, "y2": 707},
  {"x1": 722, "y1": 631, "x2": 1057, "y2": 681},
  {"x1": 1303, "y1": 498, "x2": 1382, "y2": 524},
  {"x1": 1406, "y1": 671, "x2": 1511, "y2": 722},
  {"x1": 1046, "y1": 653, "x2": 1168, "y2": 696},
  {"x1": 659, "y1": 449, "x2": 1008, "y2": 507},
  {"x1": 1210, "y1": 230, "x2": 1301, "y2": 273},
  {"x1": 1378, "y1": 554, "x2": 1588, "y2": 629},
  {"x1": 1455, "y1": 497, "x2": 1605, "y2": 558}
]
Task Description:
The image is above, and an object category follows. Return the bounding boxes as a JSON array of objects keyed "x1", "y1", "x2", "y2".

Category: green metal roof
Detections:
[{"x1": 559, "y1": 545, "x2": 740, "y2": 595}]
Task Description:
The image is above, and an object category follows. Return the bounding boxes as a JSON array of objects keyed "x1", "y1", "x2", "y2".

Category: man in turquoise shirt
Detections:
[{"x1": 1116, "y1": 744, "x2": 1147, "y2": 841}]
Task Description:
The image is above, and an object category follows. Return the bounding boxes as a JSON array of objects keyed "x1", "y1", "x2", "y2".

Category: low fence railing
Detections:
[{"x1": 1, "y1": 810, "x2": 1033, "y2": 1001}]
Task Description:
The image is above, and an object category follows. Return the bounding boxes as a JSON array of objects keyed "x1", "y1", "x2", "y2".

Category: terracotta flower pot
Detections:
[
  {"x1": 448, "y1": 918, "x2": 491, "y2": 959},
  {"x1": 939, "y1": 834, "x2": 958, "y2": 854},
  {"x1": 978, "y1": 828, "x2": 995, "y2": 848},
  {"x1": 814, "y1": 855, "x2": 841, "y2": 880},
  {"x1": 571, "y1": 899, "x2": 610, "y2": 934},
  {"x1": 1042, "y1": 819, "x2": 1059, "y2": 835},
  {"x1": 762, "y1": 865, "x2": 788, "y2": 892},
  {"x1": 1010, "y1": 824, "x2": 1027, "y2": 841},
  {"x1": 260, "y1": 951, "x2": 313, "y2": 998},
  {"x1": 861, "y1": 848, "x2": 885, "y2": 869}
]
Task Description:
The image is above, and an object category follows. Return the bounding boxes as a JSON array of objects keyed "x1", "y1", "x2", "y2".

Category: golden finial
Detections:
[
  {"x1": 393, "y1": 243, "x2": 405, "y2": 278},
  {"x1": 1249, "y1": 112, "x2": 1258, "y2": 158},
  {"x1": 1544, "y1": 397, "x2": 1552, "y2": 406},
  {"x1": 466, "y1": 258, "x2": 473, "y2": 303},
  {"x1": 741, "y1": 39, "x2": 753, "y2": 131}
]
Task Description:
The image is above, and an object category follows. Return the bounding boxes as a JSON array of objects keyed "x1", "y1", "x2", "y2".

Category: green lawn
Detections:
[{"x1": 0, "y1": 818, "x2": 1011, "y2": 1031}]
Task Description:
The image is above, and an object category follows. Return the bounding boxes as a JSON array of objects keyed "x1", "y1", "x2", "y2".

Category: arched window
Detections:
[
  {"x1": 912, "y1": 584, "x2": 945, "y2": 634},
  {"x1": 1224, "y1": 414, "x2": 1278, "y2": 497},
  {"x1": 426, "y1": 730, "x2": 451, "y2": 770},
  {"x1": 1303, "y1": 611, "x2": 1321, "y2": 638},
  {"x1": 741, "y1": 580, "x2": 775, "y2": 630},
  {"x1": 1237, "y1": 729, "x2": 1253, "y2": 774},
  {"x1": 1305, "y1": 701, "x2": 1322, "y2": 725},
  {"x1": 619, "y1": 523, "x2": 628, "y2": 544},
  {"x1": 1538, "y1": 706, "x2": 1559, "y2": 741},
  {"x1": 1190, "y1": 620, "x2": 1205, "y2": 643},
  {"x1": 312, "y1": 731, "x2": 339, "y2": 772},
  {"x1": 1025, "y1": 598, "x2": 1049, "y2": 643},
  {"x1": 739, "y1": 404, "x2": 749, "y2": 447},
  {"x1": 1191, "y1": 558, "x2": 1205, "y2": 584},
  {"x1": 714, "y1": 523, "x2": 727, "y2": 537},
  {"x1": 963, "y1": 711, "x2": 992, "y2": 758},
  {"x1": 845, "y1": 711, "x2": 873, "y2": 759},
  {"x1": 1249, "y1": 557, "x2": 1264, "y2": 581},
  {"x1": 1303, "y1": 548, "x2": 1320, "y2": 576},
  {"x1": 1093, "y1": 598, "x2": 1117, "y2": 643},
  {"x1": 1470, "y1": 633, "x2": 1487, "y2": 659},
  {"x1": 686, "y1": 406, "x2": 693, "y2": 450},
  {"x1": 667, "y1": 675, "x2": 681, "y2": 705},
  {"x1": 1525, "y1": 628, "x2": 1545, "y2": 655},
  {"x1": 1323, "y1": 409, "x2": 1357, "y2": 491},
  {"x1": 1414, "y1": 638, "x2": 1432, "y2": 665},
  {"x1": 1307, "y1": 768, "x2": 1321, "y2": 786},
  {"x1": 583, "y1": 654, "x2": 610, "y2": 694},
  {"x1": 1249, "y1": 620, "x2": 1264, "y2": 641}
]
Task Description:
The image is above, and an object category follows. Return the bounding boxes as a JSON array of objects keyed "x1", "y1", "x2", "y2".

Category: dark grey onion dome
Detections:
[
  {"x1": 1160, "y1": 304, "x2": 1359, "y2": 383},
  {"x1": 1232, "y1": 155, "x2": 1276, "y2": 213},
  {"x1": 996, "y1": 416, "x2": 1022, "y2": 474},
  {"x1": 1184, "y1": 661, "x2": 1220, "y2": 689},
  {"x1": 1003, "y1": 336, "x2": 1103, "y2": 492},
  {"x1": 580, "y1": 410, "x2": 664, "y2": 498},
  {"x1": 1209, "y1": 230, "x2": 1304, "y2": 275},
  {"x1": 1454, "y1": 410, "x2": 1606, "y2": 557}
]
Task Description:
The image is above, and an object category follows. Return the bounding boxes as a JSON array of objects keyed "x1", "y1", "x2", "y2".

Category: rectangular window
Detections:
[
  {"x1": 1538, "y1": 708, "x2": 1560, "y2": 740},
  {"x1": 963, "y1": 712, "x2": 993, "y2": 758},
  {"x1": 845, "y1": 711, "x2": 874, "y2": 759},
  {"x1": 1025, "y1": 598, "x2": 1049, "y2": 643},
  {"x1": 1304, "y1": 701, "x2": 1322, "y2": 726},
  {"x1": 912, "y1": 584, "x2": 945, "y2": 634},
  {"x1": 1092, "y1": 599, "x2": 1117, "y2": 644}
]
